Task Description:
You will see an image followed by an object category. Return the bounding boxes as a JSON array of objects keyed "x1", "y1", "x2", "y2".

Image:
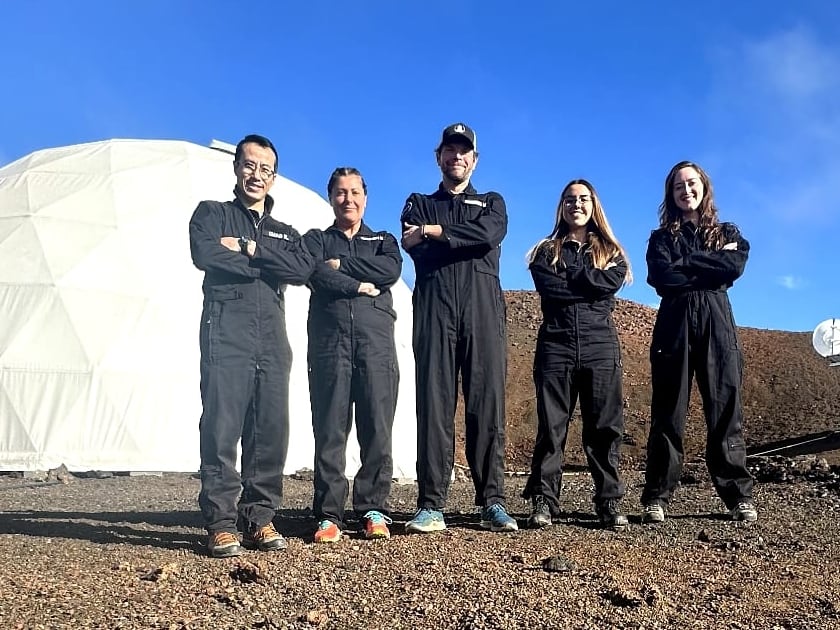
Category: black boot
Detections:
[
  {"x1": 527, "y1": 495, "x2": 552, "y2": 529},
  {"x1": 596, "y1": 499, "x2": 629, "y2": 530}
]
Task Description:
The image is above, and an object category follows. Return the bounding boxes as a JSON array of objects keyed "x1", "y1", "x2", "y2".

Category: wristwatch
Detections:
[{"x1": 238, "y1": 236, "x2": 251, "y2": 255}]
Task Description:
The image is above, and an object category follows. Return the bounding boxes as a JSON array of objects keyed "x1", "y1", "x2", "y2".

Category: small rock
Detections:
[
  {"x1": 600, "y1": 587, "x2": 643, "y2": 607},
  {"x1": 140, "y1": 562, "x2": 179, "y2": 582},
  {"x1": 541, "y1": 555, "x2": 574, "y2": 573},
  {"x1": 293, "y1": 468, "x2": 315, "y2": 481},
  {"x1": 302, "y1": 609, "x2": 328, "y2": 625},
  {"x1": 47, "y1": 464, "x2": 74, "y2": 484},
  {"x1": 229, "y1": 559, "x2": 266, "y2": 584}
]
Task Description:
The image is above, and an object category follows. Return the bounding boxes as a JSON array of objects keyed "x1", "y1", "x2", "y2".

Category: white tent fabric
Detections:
[{"x1": 0, "y1": 139, "x2": 417, "y2": 477}]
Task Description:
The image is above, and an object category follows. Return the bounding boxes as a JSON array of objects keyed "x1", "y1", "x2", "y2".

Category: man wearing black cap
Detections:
[{"x1": 400, "y1": 123, "x2": 516, "y2": 533}]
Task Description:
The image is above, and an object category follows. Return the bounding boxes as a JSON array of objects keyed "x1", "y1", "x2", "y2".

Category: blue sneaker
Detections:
[
  {"x1": 405, "y1": 508, "x2": 446, "y2": 533},
  {"x1": 480, "y1": 503, "x2": 518, "y2": 532}
]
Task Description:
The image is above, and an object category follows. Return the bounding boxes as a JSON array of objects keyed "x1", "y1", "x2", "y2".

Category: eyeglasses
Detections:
[
  {"x1": 238, "y1": 160, "x2": 275, "y2": 179},
  {"x1": 562, "y1": 195, "x2": 592, "y2": 207}
]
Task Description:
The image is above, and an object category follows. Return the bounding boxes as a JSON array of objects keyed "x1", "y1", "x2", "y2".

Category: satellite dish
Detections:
[{"x1": 812, "y1": 318, "x2": 840, "y2": 367}]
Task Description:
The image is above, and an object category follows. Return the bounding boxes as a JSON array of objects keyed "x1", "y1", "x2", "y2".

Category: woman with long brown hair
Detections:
[
  {"x1": 640, "y1": 161, "x2": 756, "y2": 523},
  {"x1": 523, "y1": 179, "x2": 632, "y2": 530}
]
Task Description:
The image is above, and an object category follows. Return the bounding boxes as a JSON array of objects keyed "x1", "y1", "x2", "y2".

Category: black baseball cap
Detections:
[{"x1": 438, "y1": 122, "x2": 476, "y2": 151}]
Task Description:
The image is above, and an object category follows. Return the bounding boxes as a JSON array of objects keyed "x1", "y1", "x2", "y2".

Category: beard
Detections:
[{"x1": 441, "y1": 164, "x2": 471, "y2": 185}]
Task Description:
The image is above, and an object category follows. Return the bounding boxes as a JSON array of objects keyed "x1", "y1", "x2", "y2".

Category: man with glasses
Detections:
[
  {"x1": 400, "y1": 123, "x2": 516, "y2": 533},
  {"x1": 189, "y1": 133, "x2": 314, "y2": 558}
]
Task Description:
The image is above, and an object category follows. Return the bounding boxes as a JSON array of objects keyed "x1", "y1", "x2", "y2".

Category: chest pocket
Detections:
[
  {"x1": 356, "y1": 234, "x2": 385, "y2": 257},
  {"x1": 460, "y1": 196, "x2": 488, "y2": 222}
]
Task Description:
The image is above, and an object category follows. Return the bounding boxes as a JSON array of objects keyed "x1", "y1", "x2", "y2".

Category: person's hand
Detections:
[
  {"x1": 401, "y1": 223, "x2": 423, "y2": 250},
  {"x1": 326, "y1": 258, "x2": 341, "y2": 270},
  {"x1": 358, "y1": 282, "x2": 380, "y2": 297},
  {"x1": 220, "y1": 237, "x2": 255, "y2": 256},
  {"x1": 220, "y1": 236, "x2": 240, "y2": 252},
  {"x1": 722, "y1": 242, "x2": 738, "y2": 251}
]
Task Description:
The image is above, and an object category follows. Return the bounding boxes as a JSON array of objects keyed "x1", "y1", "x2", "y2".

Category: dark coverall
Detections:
[
  {"x1": 641, "y1": 221, "x2": 754, "y2": 509},
  {"x1": 189, "y1": 194, "x2": 314, "y2": 534},
  {"x1": 302, "y1": 223, "x2": 402, "y2": 527},
  {"x1": 400, "y1": 183, "x2": 508, "y2": 509},
  {"x1": 523, "y1": 241, "x2": 627, "y2": 514}
]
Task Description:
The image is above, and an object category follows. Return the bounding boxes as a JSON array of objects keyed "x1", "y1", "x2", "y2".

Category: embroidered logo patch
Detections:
[
  {"x1": 464, "y1": 199, "x2": 486, "y2": 207},
  {"x1": 265, "y1": 231, "x2": 291, "y2": 240},
  {"x1": 400, "y1": 200, "x2": 413, "y2": 222}
]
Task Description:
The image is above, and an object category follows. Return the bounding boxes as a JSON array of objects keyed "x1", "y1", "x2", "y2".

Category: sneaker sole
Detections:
[
  {"x1": 365, "y1": 531, "x2": 391, "y2": 540},
  {"x1": 480, "y1": 520, "x2": 519, "y2": 532},
  {"x1": 732, "y1": 513, "x2": 758, "y2": 523},
  {"x1": 405, "y1": 522, "x2": 446, "y2": 534},
  {"x1": 527, "y1": 518, "x2": 551, "y2": 529},
  {"x1": 314, "y1": 534, "x2": 342, "y2": 543},
  {"x1": 242, "y1": 539, "x2": 288, "y2": 551},
  {"x1": 210, "y1": 545, "x2": 244, "y2": 558}
]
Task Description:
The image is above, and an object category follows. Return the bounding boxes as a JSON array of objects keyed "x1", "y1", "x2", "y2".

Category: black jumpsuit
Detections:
[
  {"x1": 523, "y1": 241, "x2": 627, "y2": 514},
  {"x1": 641, "y1": 221, "x2": 754, "y2": 509},
  {"x1": 189, "y1": 194, "x2": 314, "y2": 534},
  {"x1": 400, "y1": 183, "x2": 508, "y2": 509},
  {"x1": 303, "y1": 223, "x2": 402, "y2": 527}
]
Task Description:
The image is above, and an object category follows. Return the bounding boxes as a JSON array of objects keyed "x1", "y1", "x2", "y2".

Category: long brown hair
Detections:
[
  {"x1": 526, "y1": 179, "x2": 632, "y2": 285},
  {"x1": 659, "y1": 160, "x2": 725, "y2": 250}
]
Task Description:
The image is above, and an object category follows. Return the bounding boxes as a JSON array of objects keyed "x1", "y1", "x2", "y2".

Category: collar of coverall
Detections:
[
  {"x1": 437, "y1": 182, "x2": 477, "y2": 197},
  {"x1": 232, "y1": 189, "x2": 275, "y2": 217}
]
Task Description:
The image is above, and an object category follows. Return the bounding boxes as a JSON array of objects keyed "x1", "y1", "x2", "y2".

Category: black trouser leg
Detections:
[
  {"x1": 238, "y1": 353, "x2": 291, "y2": 531},
  {"x1": 642, "y1": 339, "x2": 692, "y2": 505},
  {"x1": 351, "y1": 357, "x2": 399, "y2": 515},
  {"x1": 579, "y1": 363, "x2": 626, "y2": 503},
  {"x1": 198, "y1": 360, "x2": 254, "y2": 534},
  {"x1": 309, "y1": 359, "x2": 353, "y2": 526},
  {"x1": 461, "y1": 283, "x2": 508, "y2": 508},
  {"x1": 523, "y1": 367, "x2": 573, "y2": 516},
  {"x1": 413, "y1": 300, "x2": 458, "y2": 510},
  {"x1": 694, "y1": 330, "x2": 753, "y2": 508}
]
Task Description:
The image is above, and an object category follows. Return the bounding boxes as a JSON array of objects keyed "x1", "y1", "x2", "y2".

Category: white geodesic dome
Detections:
[{"x1": 0, "y1": 139, "x2": 417, "y2": 476}]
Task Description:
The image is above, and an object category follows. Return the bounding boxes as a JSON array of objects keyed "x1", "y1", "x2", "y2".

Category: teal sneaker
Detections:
[
  {"x1": 480, "y1": 503, "x2": 519, "y2": 532},
  {"x1": 405, "y1": 508, "x2": 446, "y2": 533}
]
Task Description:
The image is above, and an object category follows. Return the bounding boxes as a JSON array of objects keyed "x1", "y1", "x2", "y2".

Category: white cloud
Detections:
[
  {"x1": 777, "y1": 275, "x2": 803, "y2": 290},
  {"x1": 707, "y1": 27, "x2": 840, "y2": 227}
]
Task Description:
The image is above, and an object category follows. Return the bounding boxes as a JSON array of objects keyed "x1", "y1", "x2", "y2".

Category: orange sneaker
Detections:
[
  {"x1": 314, "y1": 519, "x2": 342, "y2": 543},
  {"x1": 242, "y1": 522, "x2": 287, "y2": 552},
  {"x1": 362, "y1": 510, "x2": 392, "y2": 539},
  {"x1": 208, "y1": 531, "x2": 243, "y2": 558}
]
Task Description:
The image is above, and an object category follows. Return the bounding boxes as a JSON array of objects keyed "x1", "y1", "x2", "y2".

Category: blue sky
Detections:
[{"x1": 3, "y1": 1, "x2": 839, "y2": 332}]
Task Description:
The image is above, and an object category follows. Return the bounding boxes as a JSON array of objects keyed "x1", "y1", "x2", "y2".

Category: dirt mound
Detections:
[{"x1": 484, "y1": 291, "x2": 840, "y2": 471}]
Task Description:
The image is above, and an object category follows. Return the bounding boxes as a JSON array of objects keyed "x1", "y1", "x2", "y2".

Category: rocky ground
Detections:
[
  {"x1": 1, "y1": 457, "x2": 839, "y2": 629},
  {"x1": 1, "y1": 293, "x2": 839, "y2": 629}
]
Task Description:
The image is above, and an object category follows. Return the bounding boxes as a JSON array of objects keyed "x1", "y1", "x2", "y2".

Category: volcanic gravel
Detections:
[{"x1": 1, "y1": 457, "x2": 839, "y2": 629}]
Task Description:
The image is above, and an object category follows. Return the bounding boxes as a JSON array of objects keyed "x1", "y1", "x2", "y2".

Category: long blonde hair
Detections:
[{"x1": 526, "y1": 179, "x2": 632, "y2": 285}]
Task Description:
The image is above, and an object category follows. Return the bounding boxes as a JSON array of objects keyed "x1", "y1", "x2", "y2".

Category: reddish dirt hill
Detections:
[{"x1": 455, "y1": 291, "x2": 840, "y2": 471}]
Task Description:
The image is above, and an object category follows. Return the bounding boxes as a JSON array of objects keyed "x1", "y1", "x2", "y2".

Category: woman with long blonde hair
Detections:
[{"x1": 523, "y1": 179, "x2": 632, "y2": 530}]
